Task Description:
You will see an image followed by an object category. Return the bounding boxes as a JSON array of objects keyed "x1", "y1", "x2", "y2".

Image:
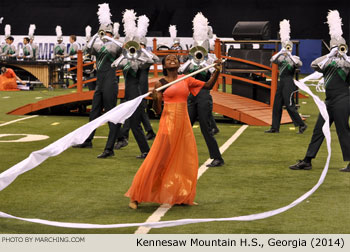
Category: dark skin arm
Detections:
[
  {"x1": 202, "y1": 60, "x2": 222, "y2": 89},
  {"x1": 152, "y1": 81, "x2": 163, "y2": 115}
]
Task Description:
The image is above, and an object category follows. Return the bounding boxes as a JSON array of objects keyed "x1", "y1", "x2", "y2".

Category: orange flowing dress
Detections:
[
  {"x1": 0, "y1": 68, "x2": 19, "y2": 91},
  {"x1": 125, "y1": 76, "x2": 205, "y2": 205}
]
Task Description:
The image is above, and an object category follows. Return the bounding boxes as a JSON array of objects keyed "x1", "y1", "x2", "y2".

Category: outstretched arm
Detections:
[{"x1": 202, "y1": 60, "x2": 222, "y2": 90}]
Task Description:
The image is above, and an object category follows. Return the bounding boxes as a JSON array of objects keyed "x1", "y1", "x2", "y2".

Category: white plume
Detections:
[
  {"x1": 123, "y1": 9, "x2": 137, "y2": 38},
  {"x1": 85, "y1": 25, "x2": 91, "y2": 38},
  {"x1": 113, "y1": 22, "x2": 120, "y2": 36},
  {"x1": 193, "y1": 12, "x2": 209, "y2": 42},
  {"x1": 326, "y1": 10, "x2": 343, "y2": 40},
  {"x1": 279, "y1": 19, "x2": 290, "y2": 43},
  {"x1": 0, "y1": 17, "x2": 3, "y2": 24},
  {"x1": 28, "y1": 24, "x2": 36, "y2": 37},
  {"x1": 136, "y1": 15, "x2": 149, "y2": 38},
  {"x1": 169, "y1": 25, "x2": 177, "y2": 39},
  {"x1": 5, "y1": 24, "x2": 11, "y2": 37},
  {"x1": 97, "y1": 3, "x2": 112, "y2": 25},
  {"x1": 55, "y1": 25, "x2": 62, "y2": 37}
]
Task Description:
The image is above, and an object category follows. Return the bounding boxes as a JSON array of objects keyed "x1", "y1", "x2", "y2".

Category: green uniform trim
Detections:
[
  {"x1": 190, "y1": 65, "x2": 207, "y2": 78},
  {"x1": 55, "y1": 46, "x2": 64, "y2": 55},
  {"x1": 279, "y1": 60, "x2": 293, "y2": 75},
  {"x1": 123, "y1": 61, "x2": 136, "y2": 77},
  {"x1": 23, "y1": 46, "x2": 29, "y2": 56},
  {"x1": 324, "y1": 61, "x2": 347, "y2": 87},
  {"x1": 96, "y1": 46, "x2": 117, "y2": 71},
  {"x1": 2, "y1": 45, "x2": 7, "y2": 53}
]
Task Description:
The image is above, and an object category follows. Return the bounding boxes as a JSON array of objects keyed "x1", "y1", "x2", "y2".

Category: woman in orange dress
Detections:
[
  {"x1": 0, "y1": 67, "x2": 23, "y2": 91},
  {"x1": 125, "y1": 54, "x2": 221, "y2": 209}
]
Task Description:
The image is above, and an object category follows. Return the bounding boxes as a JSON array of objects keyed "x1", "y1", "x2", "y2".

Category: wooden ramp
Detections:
[
  {"x1": 7, "y1": 78, "x2": 158, "y2": 115},
  {"x1": 211, "y1": 91, "x2": 292, "y2": 126},
  {"x1": 8, "y1": 83, "x2": 126, "y2": 115},
  {"x1": 8, "y1": 81, "x2": 293, "y2": 126}
]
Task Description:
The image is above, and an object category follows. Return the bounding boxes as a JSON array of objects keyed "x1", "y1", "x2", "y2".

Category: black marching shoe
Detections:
[
  {"x1": 136, "y1": 152, "x2": 148, "y2": 159},
  {"x1": 97, "y1": 150, "x2": 115, "y2": 158},
  {"x1": 289, "y1": 160, "x2": 312, "y2": 170},
  {"x1": 264, "y1": 128, "x2": 279, "y2": 133},
  {"x1": 146, "y1": 131, "x2": 156, "y2": 140},
  {"x1": 339, "y1": 164, "x2": 350, "y2": 172},
  {"x1": 298, "y1": 124, "x2": 308, "y2": 134},
  {"x1": 206, "y1": 158, "x2": 224, "y2": 167},
  {"x1": 72, "y1": 142, "x2": 92, "y2": 148},
  {"x1": 212, "y1": 128, "x2": 220, "y2": 135},
  {"x1": 114, "y1": 139, "x2": 128, "y2": 150}
]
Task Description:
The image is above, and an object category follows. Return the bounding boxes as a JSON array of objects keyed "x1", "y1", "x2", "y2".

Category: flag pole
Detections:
[{"x1": 147, "y1": 60, "x2": 225, "y2": 94}]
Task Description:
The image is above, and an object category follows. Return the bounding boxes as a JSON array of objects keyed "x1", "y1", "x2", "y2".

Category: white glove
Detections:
[
  {"x1": 328, "y1": 47, "x2": 338, "y2": 57},
  {"x1": 87, "y1": 33, "x2": 98, "y2": 48}
]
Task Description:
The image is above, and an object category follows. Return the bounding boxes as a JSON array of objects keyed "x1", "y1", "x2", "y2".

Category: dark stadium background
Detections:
[{"x1": 0, "y1": 0, "x2": 349, "y2": 41}]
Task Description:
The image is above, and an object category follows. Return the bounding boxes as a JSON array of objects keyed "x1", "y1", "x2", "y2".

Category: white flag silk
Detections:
[{"x1": 0, "y1": 71, "x2": 331, "y2": 229}]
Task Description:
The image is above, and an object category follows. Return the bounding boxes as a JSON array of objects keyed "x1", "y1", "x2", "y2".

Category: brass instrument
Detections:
[
  {"x1": 189, "y1": 46, "x2": 208, "y2": 65},
  {"x1": 285, "y1": 44, "x2": 292, "y2": 51},
  {"x1": 339, "y1": 44, "x2": 348, "y2": 54},
  {"x1": 98, "y1": 30, "x2": 105, "y2": 39},
  {"x1": 122, "y1": 40, "x2": 141, "y2": 60}
]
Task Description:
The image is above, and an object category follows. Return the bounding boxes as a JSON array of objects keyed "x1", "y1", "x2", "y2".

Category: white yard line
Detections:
[
  {"x1": 0, "y1": 115, "x2": 38, "y2": 127},
  {"x1": 134, "y1": 124, "x2": 249, "y2": 234}
]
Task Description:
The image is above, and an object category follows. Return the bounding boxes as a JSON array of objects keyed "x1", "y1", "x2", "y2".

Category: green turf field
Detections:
[{"x1": 0, "y1": 86, "x2": 349, "y2": 234}]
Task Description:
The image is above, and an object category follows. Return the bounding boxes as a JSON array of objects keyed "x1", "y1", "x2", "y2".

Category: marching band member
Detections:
[
  {"x1": 115, "y1": 16, "x2": 158, "y2": 150},
  {"x1": 72, "y1": 3, "x2": 122, "y2": 159},
  {"x1": 53, "y1": 26, "x2": 66, "y2": 61},
  {"x1": 18, "y1": 36, "x2": 33, "y2": 60},
  {"x1": 0, "y1": 25, "x2": 16, "y2": 59},
  {"x1": 265, "y1": 19, "x2": 307, "y2": 134},
  {"x1": 178, "y1": 13, "x2": 224, "y2": 167},
  {"x1": 289, "y1": 10, "x2": 350, "y2": 172},
  {"x1": 112, "y1": 10, "x2": 158, "y2": 158},
  {"x1": 28, "y1": 24, "x2": 38, "y2": 60},
  {"x1": 65, "y1": 35, "x2": 81, "y2": 60},
  {"x1": 169, "y1": 25, "x2": 182, "y2": 50}
]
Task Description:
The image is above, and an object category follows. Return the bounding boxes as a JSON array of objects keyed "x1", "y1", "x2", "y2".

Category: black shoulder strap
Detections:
[{"x1": 159, "y1": 78, "x2": 169, "y2": 93}]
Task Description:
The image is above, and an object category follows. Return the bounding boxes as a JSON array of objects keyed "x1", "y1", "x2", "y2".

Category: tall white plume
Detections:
[
  {"x1": 97, "y1": 3, "x2": 112, "y2": 25},
  {"x1": 0, "y1": 17, "x2": 3, "y2": 24},
  {"x1": 113, "y1": 22, "x2": 120, "y2": 36},
  {"x1": 28, "y1": 24, "x2": 36, "y2": 37},
  {"x1": 85, "y1": 25, "x2": 91, "y2": 38},
  {"x1": 169, "y1": 25, "x2": 177, "y2": 39},
  {"x1": 136, "y1": 15, "x2": 149, "y2": 38},
  {"x1": 193, "y1": 12, "x2": 209, "y2": 42},
  {"x1": 123, "y1": 9, "x2": 137, "y2": 38},
  {"x1": 279, "y1": 19, "x2": 290, "y2": 43},
  {"x1": 5, "y1": 24, "x2": 11, "y2": 37},
  {"x1": 55, "y1": 25, "x2": 62, "y2": 37},
  {"x1": 326, "y1": 10, "x2": 343, "y2": 40}
]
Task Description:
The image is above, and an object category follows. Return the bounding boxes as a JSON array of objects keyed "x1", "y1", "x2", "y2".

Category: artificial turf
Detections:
[{"x1": 0, "y1": 86, "x2": 349, "y2": 234}]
